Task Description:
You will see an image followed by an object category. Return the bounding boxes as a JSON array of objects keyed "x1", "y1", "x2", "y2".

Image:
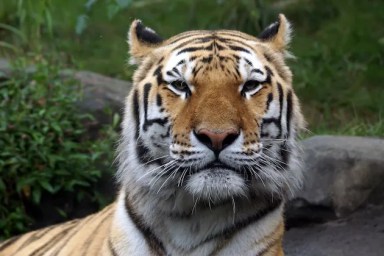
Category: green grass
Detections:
[
  {"x1": 285, "y1": 0, "x2": 384, "y2": 135},
  {"x1": 0, "y1": 0, "x2": 383, "y2": 136}
]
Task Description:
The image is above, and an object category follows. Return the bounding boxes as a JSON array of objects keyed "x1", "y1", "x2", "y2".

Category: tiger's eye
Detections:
[
  {"x1": 171, "y1": 80, "x2": 189, "y2": 91},
  {"x1": 243, "y1": 80, "x2": 260, "y2": 92}
]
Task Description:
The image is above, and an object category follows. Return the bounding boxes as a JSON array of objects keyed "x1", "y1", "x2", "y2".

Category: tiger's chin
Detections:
[{"x1": 185, "y1": 167, "x2": 247, "y2": 203}]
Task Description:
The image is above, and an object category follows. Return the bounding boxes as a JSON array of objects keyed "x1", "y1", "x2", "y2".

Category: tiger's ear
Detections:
[
  {"x1": 128, "y1": 20, "x2": 164, "y2": 65},
  {"x1": 258, "y1": 14, "x2": 292, "y2": 56}
]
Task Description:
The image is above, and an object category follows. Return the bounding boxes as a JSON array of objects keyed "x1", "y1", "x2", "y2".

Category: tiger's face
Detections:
[{"x1": 119, "y1": 15, "x2": 304, "y2": 205}]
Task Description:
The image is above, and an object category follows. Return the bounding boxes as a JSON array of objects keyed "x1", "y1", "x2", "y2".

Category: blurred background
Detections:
[{"x1": 0, "y1": 0, "x2": 383, "y2": 240}]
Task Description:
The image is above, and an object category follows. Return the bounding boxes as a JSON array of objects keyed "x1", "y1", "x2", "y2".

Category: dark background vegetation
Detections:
[{"x1": 0, "y1": 0, "x2": 383, "y2": 239}]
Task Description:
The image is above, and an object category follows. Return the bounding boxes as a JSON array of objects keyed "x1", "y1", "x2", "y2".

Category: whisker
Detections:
[
  {"x1": 156, "y1": 160, "x2": 187, "y2": 193},
  {"x1": 246, "y1": 165, "x2": 266, "y2": 188},
  {"x1": 260, "y1": 153, "x2": 287, "y2": 171},
  {"x1": 192, "y1": 194, "x2": 201, "y2": 214},
  {"x1": 137, "y1": 159, "x2": 174, "y2": 182},
  {"x1": 149, "y1": 161, "x2": 177, "y2": 186}
]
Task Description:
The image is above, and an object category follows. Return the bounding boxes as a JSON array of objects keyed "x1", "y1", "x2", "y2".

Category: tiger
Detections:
[{"x1": 0, "y1": 14, "x2": 305, "y2": 256}]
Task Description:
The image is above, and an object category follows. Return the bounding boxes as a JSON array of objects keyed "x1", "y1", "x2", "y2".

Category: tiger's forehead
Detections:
[
  {"x1": 160, "y1": 31, "x2": 268, "y2": 85},
  {"x1": 164, "y1": 29, "x2": 259, "y2": 45}
]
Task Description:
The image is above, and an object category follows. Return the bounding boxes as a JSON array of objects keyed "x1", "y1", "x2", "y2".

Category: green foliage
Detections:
[
  {"x1": 0, "y1": 57, "x2": 118, "y2": 239},
  {"x1": 0, "y1": 0, "x2": 53, "y2": 52},
  {"x1": 75, "y1": 0, "x2": 266, "y2": 36},
  {"x1": 284, "y1": 0, "x2": 384, "y2": 134},
  {"x1": 76, "y1": 0, "x2": 132, "y2": 35},
  {"x1": 0, "y1": 23, "x2": 26, "y2": 53}
]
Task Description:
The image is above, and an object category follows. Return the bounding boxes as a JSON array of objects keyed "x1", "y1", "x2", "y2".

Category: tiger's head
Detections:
[{"x1": 118, "y1": 14, "x2": 305, "y2": 206}]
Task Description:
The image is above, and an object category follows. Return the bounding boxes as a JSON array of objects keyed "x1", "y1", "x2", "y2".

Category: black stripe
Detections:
[
  {"x1": 108, "y1": 238, "x2": 118, "y2": 256},
  {"x1": 168, "y1": 31, "x2": 207, "y2": 45},
  {"x1": 177, "y1": 43, "x2": 213, "y2": 55},
  {"x1": 286, "y1": 90, "x2": 293, "y2": 137},
  {"x1": 261, "y1": 117, "x2": 279, "y2": 125},
  {"x1": 153, "y1": 65, "x2": 163, "y2": 85},
  {"x1": 156, "y1": 94, "x2": 162, "y2": 107},
  {"x1": 192, "y1": 64, "x2": 204, "y2": 76},
  {"x1": 265, "y1": 66, "x2": 274, "y2": 77},
  {"x1": 142, "y1": 83, "x2": 168, "y2": 132},
  {"x1": 279, "y1": 143, "x2": 289, "y2": 170},
  {"x1": 125, "y1": 196, "x2": 166, "y2": 255},
  {"x1": 157, "y1": 57, "x2": 164, "y2": 64},
  {"x1": 133, "y1": 89, "x2": 140, "y2": 140},
  {"x1": 189, "y1": 200, "x2": 282, "y2": 251},
  {"x1": 217, "y1": 31, "x2": 253, "y2": 41},
  {"x1": 244, "y1": 58, "x2": 252, "y2": 66},
  {"x1": 16, "y1": 220, "x2": 78, "y2": 251},
  {"x1": 142, "y1": 83, "x2": 151, "y2": 131},
  {"x1": 265, "y1": 92, "x2": 273, "y2": 111},
  {"x1": 251, "y1": 69, "x2": 264, "y2": 75},
  {"x1": 166, "y1": 71, "x2": 176, "y2": 77},
  {"x1": 80, "y1": 210, "x2": 113, "y2": 253},
  {"x1": 213, "y1": 40, "x2": 227, "y2": 51},
  {"x1": 133, "y1": 90, "x2": 150, "y2": 164},
  {"x1": 176, "y1": 60, "x2": 185, "y2": 66},
  {"x1": 216, "y1": 36, "x2": 254, "y2": 50},
  {"x1": 201, "y1": 55, "x2": 213, "y2": 63},
  {"x1": 53, "y1": 206, "x2": 112, "y2": 255},
  {"x1": 172, "y1": 67, "x2": 181, "y2": 76},
  {"x1": 177, "y1": 46, "x2": 205, "y2": 55},
  {"x1": 16, "y1": 226, "x2": 56, "y2": 250},
  {"x1": 198, "y1": 36, "x2": 215, "y2": 43},
  {"x1": 277, "y1": 82, "x2": 284, "y2": 138},
  {"x1": 228, "y1": 45, "x2": 250, "y2": 53},
  {"x1": 172, "y1": 35, "x2": 214, "y2": 51},
  {"x1": 50, "y1": 217, "x2": 95, "y2": 255},
  {"x1": 29, "y1": 223, "x2": 76, "y2": 256},
  {"x1": 0, "y1": 235, "x2": 22, "y2": 251},
  {"x1": 234, "y1": 65, "x2": 241, "y2": 78}
]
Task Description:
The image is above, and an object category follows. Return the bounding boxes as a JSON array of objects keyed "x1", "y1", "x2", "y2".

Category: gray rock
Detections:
[
  {"x1": 296, "y1": 135, "x2": 384, "y2": 217},
  {"x1": 66, "y1": 70, "x2": 131, "y2": 125},
  {"x1": 284, "y1": 204, "x2": 384, "y2": 256}
]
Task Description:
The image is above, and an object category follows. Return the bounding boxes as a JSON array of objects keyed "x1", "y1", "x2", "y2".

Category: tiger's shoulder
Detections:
[{"x1": 0, "y1": 204, "x2": 116, "y2": 256}]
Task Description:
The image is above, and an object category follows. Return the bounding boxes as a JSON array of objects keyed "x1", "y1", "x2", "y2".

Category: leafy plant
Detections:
[
  {"x1": 76, "y1": 0, "x2": 133, "y2": 35},
  {"x1": 0, "y1": 0, "x2": 53, "y2": 53},
  {"x1": 16, "y1": 0, "x2": 53, "y2": 51},
  {"x1": 0, "y1": 56, "x2": 118, "y2": 239}
]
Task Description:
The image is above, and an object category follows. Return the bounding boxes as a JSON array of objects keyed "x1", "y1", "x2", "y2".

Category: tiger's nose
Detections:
[{"x1": 194, "y1": 128, "x2": 239, "y2": 153}]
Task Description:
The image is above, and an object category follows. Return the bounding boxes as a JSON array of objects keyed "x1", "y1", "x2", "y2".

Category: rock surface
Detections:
[
  {"x1": 284, "y1": 204, "x2": 384, "y2": 256},
  {"x1": 66, "y1": 69, "x2": 131, "y2": 125},
  {"x1": 285, "y1": 136, "x2": 384, "y2": 256},
  {"x1": 294, "y1": 136, "x2": 384, "y2": 217}
]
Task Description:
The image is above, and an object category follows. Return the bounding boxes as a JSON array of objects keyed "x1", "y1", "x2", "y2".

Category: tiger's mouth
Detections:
[
  {"x1": 184, "y1": 160, "x2": 247, "y2": 202},
  {"x1": 201, "y1": 160, "x2": 235, "y2": 172}
]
